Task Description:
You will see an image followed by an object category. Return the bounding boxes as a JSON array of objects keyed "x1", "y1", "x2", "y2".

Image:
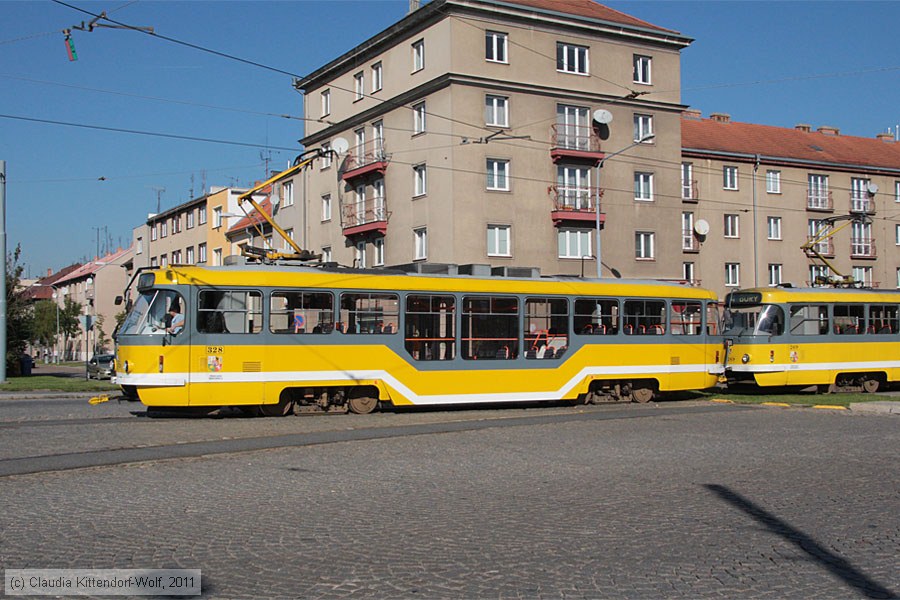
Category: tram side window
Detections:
[
  {"x1": 524, "y1": 298, "x2": 568, "y2": 359},
  {"x1": 198, "y1": 290, "x2": 263, "y2": 334},
  {"x1": 789, "y1": 304, "x2": 828, "y2": 336},
  {"x1": 270, "y1": 291, "x2": 334, "y2": 334},
  {"x1": 574, "y1": 299, "x2": 619, "y2": 335},
  {"x1": 405, "y1": 295, "x2": 455, "y2": 360},
  {"x1": 671, "y1": 301, "x2": 703, "y2": 335},
  {"x1": 869, "y1": 304, "x2": 899, "y2": 335},
  {"x1": 623, "y1": 300, "x2": 666, "y2": 335},
  {"x1": 707, "y1": 303, "x2": 721, "y2": 335},
  {"x1": 462, "y1": 296, "x2": 518, "y2": 360},
  {"x1": 339, "y1": 293, "x2": 399, "y2": 334},
  {"x1": 833, "y1": 304, "x2": 865, "y2": 335}
]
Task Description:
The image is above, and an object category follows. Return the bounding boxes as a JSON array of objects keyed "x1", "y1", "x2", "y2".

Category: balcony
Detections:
[
  {"x1": 681, "y1": 180, "x2": 699, "y2": 202},
  {"x1": 850, "y1": 239, "x2": 877, "y2": 259},
  {"x1": 805, "y1": 238, "x2": 834, "y2": 257},
  {"x1": 550, "y1": 124, "x2": 604, "y2": 165},
  {"x1": 341, "y1": 140, "x2": 389, "y2": 182},
  {"x1": 850, "y1": 194, "x2": 876, "y2": 214},
  {"x1": 807, "y1": 190, "x2": 833, "y2": 211},
  {"x1": 341, "y1": 197, "x2": 390, "y2": 237},
  {"x1": 549, "y1": 185, "x2": 602, "y2": 227}
]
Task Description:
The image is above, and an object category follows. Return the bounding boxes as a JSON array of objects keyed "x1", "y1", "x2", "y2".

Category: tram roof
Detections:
[
  {"x1": 145, "y1": 264, "x2": 718, "y2": 300},
  {"x1": 728, "y1": 286, "x2": 900, "y2": 304}
]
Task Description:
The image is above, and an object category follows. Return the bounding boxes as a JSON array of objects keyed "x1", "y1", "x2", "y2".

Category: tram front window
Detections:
[
  {"x1": 119, "y1": 290, "x2": 185, "y2": 336},
  {"x1": 723, "y1": 305, "x2": 783, "y2": 336}
]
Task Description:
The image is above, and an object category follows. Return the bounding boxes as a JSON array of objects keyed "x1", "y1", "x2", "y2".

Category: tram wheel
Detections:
[
  {"x1": 862, "y1": 377, "x2": 881, "y2": 394},
  {"x1": 348, "y1": 395, "x2": 378, "y2": 415},
  {"x1": 258, "y1": 398, "x2": 294, "y2": 417},
  {"x1": 632, "y1": 386, "x2": 654, "y2": 403}
]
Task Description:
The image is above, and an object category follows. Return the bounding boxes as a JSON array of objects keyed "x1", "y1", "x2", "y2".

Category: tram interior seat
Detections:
[
  {"x1": 543, "y1": 346, "x2": 555, "y2": 359},
  {"x1": 496, "y1": 346, "x2": 510, "y2": 359},
  {"x1": 593, "y1": 324, "x2": 606, "y2": 335},
  {"x1": 526, "y1": 348, "x2": 537, "y2": 359},
  {"x1": 556, "y1": 346, "x2": 567, "y2": 358},
  {"x1": 204, "y1": 311, "x2": 227, "y2": 333},
  {"x1": 383, "y1": 323, "x2": 394, "y2": 334},
  {"x1": 878, "y1": 325, "x2": 893, "y2": 334}
]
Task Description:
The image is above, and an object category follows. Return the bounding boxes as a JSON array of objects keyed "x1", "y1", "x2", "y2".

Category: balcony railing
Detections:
[
  {"x1": 681, "y1": 180, "x2": 698, "y2": 202},
  {"x1": 850, "y1": 194, "x2": 876, "y2": 214},
  {"x1": 850, "y1": 239, "x2": 877, "y2": 258},
  {"x1": 805, "y1": 237, "x2": 834, "y2": 256},
  {"x1": 549, "y1": 185, "x2": 601, "y2": 226},
  {"x1": 340, "y1": 196, "x2": 390, "y2": 236},
  {"x1": 550, "y1": 124, "x2": 604, "y2": 164},
  {"x1": 807, "y1": 189, "x2": 833, "y2": 211},
  {"x1": 341, "y1": 139, "x2": 388, "y2": 181}
]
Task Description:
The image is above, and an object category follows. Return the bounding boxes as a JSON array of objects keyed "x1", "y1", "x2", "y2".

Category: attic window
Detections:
[{"x1": 809, "y1": 145, "x2": 824, "y2": 152}]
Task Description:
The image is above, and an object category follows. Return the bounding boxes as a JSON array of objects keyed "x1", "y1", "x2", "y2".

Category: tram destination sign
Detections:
[{"x1": 726, "y1": 292, "x2": 763, "y2": 307}]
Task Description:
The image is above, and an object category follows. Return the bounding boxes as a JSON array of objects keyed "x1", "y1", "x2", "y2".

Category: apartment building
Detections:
[
  {"x1": 681, "y1": 111, "x2": 900, "y2": 292},
  {"x1": 290, "y1": 0, "x2": 692, "y2": 276}
]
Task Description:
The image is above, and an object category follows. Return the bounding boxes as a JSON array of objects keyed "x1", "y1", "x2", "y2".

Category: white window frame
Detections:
[
  {"x1": 136, "y1": 236, "x2": 143, "y2": 254},
  {"x1": 374, "y1": 237, "x2": 385, "y2": 267},
  {"x1": 486, "y1": 159, "x2": 510, "y2": 191},
  {"x1": 557, "y1": 42, "x2": 588, "y2": 75},
  {"x1": 186, "y1": 246, "x2": 194, "y2": 264},
  {"x1": 283, "y1": 229, "x2": 294, "y2": 251},
  {"x1": 198, "y1": 242, "x2": 207, "y2": 263},
  {"x1": 485, "y1": 95, "x2": 509, "y2": 127},
  {"x1": 487, "y1": 224, "x2": 511, "y2": 257},
  {"x1": 557, "y1": 165, "x2": 592, "y2": 210},
  {"x1": 186, "y1": 210, "x2": 194, "y2": 229},
  {"x1": 723, "y1": 166, "x2": 739, "y2": 190},
  {"x1": 150, "y1": 257, "x2": 158, "y2": 268},
  {"x1": 725, "y1": 263, "x2": 741, "y2": 287},
  {"x1": 372, "y1": 120, "x2": 385, "y2": 160},
  {"x1": 635, "y1": 231, "x2": 655, "y2": 260},
  {"x1": 414, "y1": 227, "x2": 427, "y2": 260},
  {"x1": 213, "y1": 248, "x2": 222, "y2": 267},
  {"x1": 282, "y1": 181, "x2": 294, "y2": 207},
  {"x1": 766, "y1": 170, "x2": 781, "y2": 193},
  {"x1": 371, "y1": 62, "x2": 383, "y2": 93},
  {"x1": 683, "y1": 262, "x2": 694, "y2": 284},
  {"x1": 633, "y1": 114, "x2": 654, "y2": 142},
  {"x1": 681, "y1": 162, "x2": 694, "y2": 199},
  {"x1": 634, "y1": 172, "x2": 654, "y2": 201},
  {"x1": 321, "y1": 193, "x2": 332, "y2": 222},
  {"x1": 213, "y1": 206, "x2": 223, "y2": 229},
  {"x1": 896, "y1": 224, "x2": 900, "y2": 246},
  {"x1": 322, "y1": 246, "x2": 332, "y2": 263},
  {"x1": 160, "y1": 221, "x2": 168, "y2": 238},
  {"x1": 321, "y1": 142, "x2": 332, "y2": 169},
  {"x1": 852, "y1": 266, "x2": 873, "y2": 287},
  {"x1": 413, "y1": 101, "x2": 426, "y2": 135},
  {"x1": 150, "y1": 225, "x2": 158, "y2": 242},
  {"x1": 682, "y1": 212, "x2": 695, "y2": 251},
  {"x1": 160, "y1": 253, "x2": 168, "y2": 268},
  {"x1": 767, "y1": 216, "x2": 782, "y2": 240},
  {"x1": 321, "y1": 89, "x2": 331, "y2": 117},
  {"x1": 413, "y1": 164, "x2": 427, "y2": 197},
  {"x1": 724, "y1": 214, "x2": 740, "y2": 238},
  {"x1": 198, "y1": 205, "x2": 206, "y2": 225},
  {"x1": 485, "y1": 30, "x2": 507, "y2": 63},
  {"x1": 355, "y1": 241, "x2": 367, "y2": 269},
  {"x1": 353, "y1": 71, "x2": 364, "y2": 101},
  {"x1": 412, "y1": 39, "x2": 425, "y2": 72},
  {"x1": 768, "y1": 264, "x2": 782, "y2": 287},
  {"x1": 633, "y1": 54, "x2": 651, "y2": 85},
  {"x1": 895, "y1": 181, "x2": 900, "y2": 203},
  {"x1": 557, "y1": 228, "x2": 591, "y2": 259}
]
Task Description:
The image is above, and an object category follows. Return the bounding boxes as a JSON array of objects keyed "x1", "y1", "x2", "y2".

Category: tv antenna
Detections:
[{"x1": 150, "y1": 186, "x2": 165, "y2": 213}]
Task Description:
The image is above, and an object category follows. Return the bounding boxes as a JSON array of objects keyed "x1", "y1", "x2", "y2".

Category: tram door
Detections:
[{"x1": 149, "y1": 289, "x2": 192, "y2": 404}]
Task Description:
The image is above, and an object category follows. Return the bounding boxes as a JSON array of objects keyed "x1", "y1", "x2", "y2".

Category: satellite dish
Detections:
[
  {"x1": 331, "y1": 137, "x2": 350, "y2": 155},
  {"x1": 694, "y1": 219, "x2": 710, "y2": 236},
  {"x1": 867, "y1": 182, "x2": 879, "y2": 195},
  {"x1": 593, "y1": 109, "x2": 613, "y2": 125}
]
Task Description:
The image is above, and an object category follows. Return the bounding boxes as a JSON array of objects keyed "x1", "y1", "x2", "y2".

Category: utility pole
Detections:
[{"x1": 0, "y1": 160, "x2": 7, "y2": 383}]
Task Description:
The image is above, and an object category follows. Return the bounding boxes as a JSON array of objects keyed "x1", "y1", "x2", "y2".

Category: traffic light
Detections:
[{"x1": 64, "y1": 33, "x2": 78, "y2": 62}]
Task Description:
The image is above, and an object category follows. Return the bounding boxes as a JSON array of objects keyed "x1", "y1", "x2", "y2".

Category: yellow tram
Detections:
[
  {"x1": 114, "y1": 264, "x2": 722, "y2": 414},
  {"x1": 723, "y1": 286, "x2": 900, "y2": 392}
]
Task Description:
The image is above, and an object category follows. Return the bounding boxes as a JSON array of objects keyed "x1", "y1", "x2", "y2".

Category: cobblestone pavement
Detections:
[{"x1": 0, "y1": 400, "x2": 897, "y2": 599}]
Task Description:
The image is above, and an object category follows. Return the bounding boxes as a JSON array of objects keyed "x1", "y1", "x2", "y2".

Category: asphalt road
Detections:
[{"x1": 0, "y1": 395, "x2": 897, "y2": 599}]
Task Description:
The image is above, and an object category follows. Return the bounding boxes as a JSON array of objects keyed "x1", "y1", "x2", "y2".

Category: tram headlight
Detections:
[{"x1": 741, "y1": 353, "x2": 751, "y2": 364}]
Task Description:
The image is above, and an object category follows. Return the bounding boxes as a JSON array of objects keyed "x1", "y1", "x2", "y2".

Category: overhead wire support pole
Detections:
[{"x1": 0, "y1": 160, "x2": 6, "y2": 383}]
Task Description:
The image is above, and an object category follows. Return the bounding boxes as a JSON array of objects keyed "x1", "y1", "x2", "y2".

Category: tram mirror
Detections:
[{"x1": 114, "y1": 295, "x2": 123, "y2": 306}]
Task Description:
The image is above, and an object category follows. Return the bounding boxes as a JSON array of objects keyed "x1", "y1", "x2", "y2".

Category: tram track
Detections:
[{"x1": 0, "y1": 402, "x2": 748, "y2": 478}]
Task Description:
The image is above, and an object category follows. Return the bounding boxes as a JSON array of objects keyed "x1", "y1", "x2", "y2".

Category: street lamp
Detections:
[{"x1": 594, "y1": 133, "x2": 655, "y2": 278}]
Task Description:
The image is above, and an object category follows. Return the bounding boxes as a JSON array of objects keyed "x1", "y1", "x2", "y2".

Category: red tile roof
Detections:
[
  {"x1": 227, "y1": 197, "x2": 272, "y2": 234},
  {"x1": 497, "y1": 0, "x2": 679, "y2": 34},
  {"x1": 682, "y1": 116, "x2": 900, "y2": 172},
  {"x1": 55, "y1": 246, "x2": 132, "y2": 285}
]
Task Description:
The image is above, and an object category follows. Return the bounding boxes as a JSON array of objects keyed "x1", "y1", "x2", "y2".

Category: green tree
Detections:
[
  {"x1": 95, "y1": 314, "x2": 110, "y2": 353},
  {"x1": 5, "y1": 245, "x2": 34, "y2": 374},
  {"x1": 59, "y1": 296, "x2": 82, "y2": 361},
  {"x1": 32, "y1": 299, "x2": 59, "y2": 348}
]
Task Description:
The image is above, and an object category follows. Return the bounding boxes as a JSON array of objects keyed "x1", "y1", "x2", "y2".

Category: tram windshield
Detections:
[
  {"x1": 119, "y1": 289, "x2": 185, "y2": 336},
  {"x1": 723, "y1": 304, "x2": 784, "y2": 336}
]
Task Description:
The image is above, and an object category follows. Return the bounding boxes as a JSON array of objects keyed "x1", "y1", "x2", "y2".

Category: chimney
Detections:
[
  {"x1": 876, "y1": 132, "x2": 894, "y2": 142},
  {"x1": 709, "y1": 112, "x2": 731, "y2": 123},
  {"x1": 795, "y1": 124, "x2": 812, "y2": 133},
  {"x1": 47, "y1": 268, "x2": 52, "y2": 277},
  {"x1": 409, "y1": 0, "x2": 421, "y2": 12},
  {"x1": 683, "y1": 108, "x2": 702, "y2": 120},
  {"x1": 817, "y1": 125, "x2": 840, "y2": 136}
]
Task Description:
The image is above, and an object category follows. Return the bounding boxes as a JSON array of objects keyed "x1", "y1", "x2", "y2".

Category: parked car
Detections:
[{"x1": 87, "y1": 354, "x2": 115, "y2": 380}]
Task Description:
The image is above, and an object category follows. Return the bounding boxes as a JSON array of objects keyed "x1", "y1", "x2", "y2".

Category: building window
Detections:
[
  {"x1": 413, "y1": 164, "x2": 427, "y2": 197},
  {"x1": 213, "y1": 248, "x2": 222, "y2": 266},
  {"x1": 372, "y1": 120, "x2": 385, "y2": 159},
  {"x1": 896, "y1": 224, "x2": 900, "y2": 245},
  {"x1": 895, "y1": 181, "x2": 900, "y2": 203},
  {"x1": 321, "y1": 89, "x2": 331, "y2": 117},
  {"x1": 635, "y1": 231, "x2": 655, "y2": 260},
  {"x1": 768, "y1": 264, "x2": 782, "y2": 286},
  {"x1": 353, "y1": 72, "x2": 364, "y2": 101},
  {"x1": 681, "y1": 162, "x2": 695, "y2": 200},
  {"x1": 321, "y1": 142, "x2": 332, "y2": 169},
  {"x1": 213, "y1": 206, "x2": 223, "y2": 228},
  {"x1": 486, "y1": 159, "x2": 510, "y2": 191},
  {"x1": 413, "y1": 101, "x2": 426, "y2": 134},
  {"x1": 371, "y1": 62, "x2": 383, "y2": 93},
  {"x1": 373, "y1": 178, "x2": 386, "y2": 220},
  {"x1": 487, "y1": 224, "x2": 511, "y2": 257},
  {"x1": 766, "y1": 170, "x2": 781, "y2": 193},
  {"x1": 283, "y1": 228, "x2": 294, "y2": 251},
  {"x1": 633, "y1": 114, "x2": 653, "y2": 142},
  {"x1": 556, "y1": 42, "x2": 588, "y2": 74},
  {"x1": 414, "y1": 227, "x2": 427, "y2": 260},
  {"x1": 354, "y1": 127, "x2": 366, "y2": 158},
  {"x1": 485, "y1": 30, "x2": 507, "y2": 63},
  {"x1": 173, "y1": 215, "x2": 182, "y2": 234},
  {"x1": 186, "y1": 246, "x2": 194, "y2": 264},
  {"x1": 851, "y1": 221, "x2": 874, "y2": 256},
  {"x1": 683, "y1": 262, "x2": 694, "y2": 284},
  {"x1": 198, "y1": 203, "x2": 206, "y2": 225},
  {"x1": 412, "y1": 39, "x2": 424, "y2": 72},
  {"x1": 725, "y1": 263, "x2": 741, "y2": 287},
  {"x1": 172, "y1": 250, "x2": 182, "y2": 264},
  {"x1": 809, "y1": 265, "x2": 829, "y2": 286},
  {"x1": 633, "y1": 55, "x2": 651, "y2": 84},
  {"x1": 724, "y1": 214, "x2": 740, "y2": 238},
  {"x1": 136, "y1": 236, "x2": 143, "y2": 254},
  {"x1": 374, "y1": 237, "x2": 385, "y2": 267},
  {"x1": 186, "y1": 210, "x2": 195, "y2": 229},
  {"x1": 723, "y1": 166, "x2": 739, "y2": 190},
  {"x1": 851, "y1": 177, "x2": 872, "y2": 212},
  {"x1": 160, "y1": 253, "x2": 168, "y2": 267},
  {"x1": 150, "y1": 257, "x2": 158, "y2": 267},
  {"x1": 808, "y1": 174, "x2": 829, "y2": 209},
  {"x1": 682, "y1": 212, "x2": 696, "y2": 251},
  {"x1": 557, "y1": 165, "x2": 592, "y2": 209},
  {"x1": 355, "y1": 241, "x2": 367, "y2": 269},
  {"x1": 282, "y1": 181, "x2": 294, "y2": 208},
  {"x1": 767, "y1": 216, "x2": 782, "y2": 240},
  {"x1": 556, "y1": 104, "x2": 590, "y2": 151},
  {"x1": 852, "y1": 266, "x2": 873, "y2": 287},
  {"x1": 634, "y1": 172, "x2": 654, "y2": 201},
  {"x1": 485, "y1": 95, "x2": 508, "y2": 127},
  {"x1": 322, "y1": 246, "x2": 332, "y2": 263},
  {"x1": 558, "y1": 228, "x2": 591, "y2": 259},
  {"x1": 198, "y1": 242, "x2": 207, "y2": 263},
  {"x1": 321, "y1": 193, "x2": 332, "y2": 222}
]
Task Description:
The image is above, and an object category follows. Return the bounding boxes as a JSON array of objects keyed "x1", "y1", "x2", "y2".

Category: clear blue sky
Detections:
[{"x1": 2, "y1": 0, "x2": 898, "y2": 277}]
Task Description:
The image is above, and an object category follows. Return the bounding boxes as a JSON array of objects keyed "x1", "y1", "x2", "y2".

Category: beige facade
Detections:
[{"x1": 290, "y1": 0, "x2": 692, "y2": 276}]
